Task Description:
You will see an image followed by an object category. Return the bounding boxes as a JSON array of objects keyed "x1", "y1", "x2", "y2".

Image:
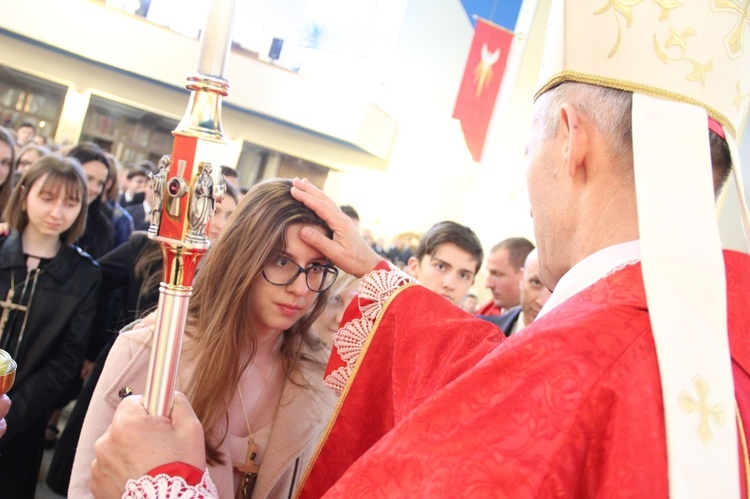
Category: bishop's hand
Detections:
[
  {"x1": 90, "y1": 393, "x2": 206, "y2": 498},
  {"x1": 291, "y1": 178, "x2": 382, "y2": 278}
]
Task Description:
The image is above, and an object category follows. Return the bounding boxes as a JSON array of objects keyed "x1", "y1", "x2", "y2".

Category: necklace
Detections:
[
  {"x1": 233, "y1": 362, "x2": 277, "y2": 499},
  {"x1": 235, "y1": 387, "x2": 260, "y2": 499},
  {"x1": 0, "y1": 268, "x2": 42, "y2": 357},
  {"x1": 0, "y1": 274, "x2": 26, "y2": 340}
]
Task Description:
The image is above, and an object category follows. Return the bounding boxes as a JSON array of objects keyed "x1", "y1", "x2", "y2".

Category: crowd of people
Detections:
[
  {"x1": 0, "y1": 1, "x2": 748, "y2": 497},
  {"x1": 0, "y1": 119, "x2": 547, "y2": 498},
  {"x1": 0, "y1": 126, "x2": 252, "y2": 496}
]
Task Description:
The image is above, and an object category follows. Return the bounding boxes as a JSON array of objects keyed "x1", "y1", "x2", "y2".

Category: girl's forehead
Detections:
[{"x1": 282, "y1": 224, "x2": 327, "y2": 262}]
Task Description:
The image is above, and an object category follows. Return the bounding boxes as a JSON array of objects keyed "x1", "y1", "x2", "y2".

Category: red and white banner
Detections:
[{"x1": 453, "y1": 18, "x2": 513, "y2": 162}]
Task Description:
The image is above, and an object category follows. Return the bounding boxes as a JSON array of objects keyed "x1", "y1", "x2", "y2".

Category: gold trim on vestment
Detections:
[
  {"x1": 736, "y1": 405, "x2": 750, "y2": 499},
  {"x1": 293, "y1": 282, "x2": 417, "y2": 497}
]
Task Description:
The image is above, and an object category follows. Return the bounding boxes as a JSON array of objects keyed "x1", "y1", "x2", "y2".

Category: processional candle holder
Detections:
[
  {"x1": 0, "y1": 349, "x2": 16, "y2": 396},
  {"x1": 144, "y1": 0, "x2": 236, "y2": 417}
]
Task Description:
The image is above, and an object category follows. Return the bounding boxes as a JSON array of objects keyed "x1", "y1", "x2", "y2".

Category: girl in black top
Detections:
[{"x1": 0, "y1": 155, "x2": 100, "y2": 498}]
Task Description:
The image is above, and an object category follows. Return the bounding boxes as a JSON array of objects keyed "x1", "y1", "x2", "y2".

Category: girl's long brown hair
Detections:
[{"x1": 183, "y1": 178, "x2": 332, "y2": 464}]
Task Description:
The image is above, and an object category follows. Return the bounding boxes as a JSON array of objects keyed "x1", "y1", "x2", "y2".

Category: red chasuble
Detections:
[
  {"x1": 301, "y1": 250, "x2": 750, "y2": 497},
  {"x1": 298, "y1": 284, "x2": 504, "y2": 497}
]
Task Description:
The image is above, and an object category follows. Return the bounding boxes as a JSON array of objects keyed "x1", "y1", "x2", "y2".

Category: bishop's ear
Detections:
[{"x1": 558, "y1": 103, "x2": 589, "y2": 178}]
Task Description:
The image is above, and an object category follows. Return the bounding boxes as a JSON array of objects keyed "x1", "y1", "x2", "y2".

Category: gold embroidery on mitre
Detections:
[
  {"x1": 735, "y1": 80, "x2": 750, "y2": 112},
  {"x1": 594, "y1": 0, "x2": 645, "y2": 58},
  {"x1": 679, "y1": 375, "x2": 726, "y2": 445},
  {"x1": 711, "y1": 0, "x2": 750, "y2": 59},
  {"x1": 473, "y1": 44, "x2": 501, "y2": 97},
  {"x1": 652, "y1": 28, "x2": 713, "y2": 85},
  {"x1": 594, "y1": 0, "x2": 684, "y2": 57},
  {"x1": 653, "y1": 0, "x2": 683, "y2": 20}
]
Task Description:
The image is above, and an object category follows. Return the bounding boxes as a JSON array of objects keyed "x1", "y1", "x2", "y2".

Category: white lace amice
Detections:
[
  {"x1": 324, "y1": 263, "x2": 415, "y2": 393},
  {"x1": 122, "y1": 469, "x2": 219, "y2": 499}
]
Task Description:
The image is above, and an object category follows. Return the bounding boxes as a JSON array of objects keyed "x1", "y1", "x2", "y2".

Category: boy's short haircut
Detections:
[
  {"x1": 126, "y1": 166, "x2": 150, "y2": 180},
  {"x1": 415, "y1": 221, "x2": 484, "y2": 274}
]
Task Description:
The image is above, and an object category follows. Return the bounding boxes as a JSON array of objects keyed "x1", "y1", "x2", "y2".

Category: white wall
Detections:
[
  {"x1": 325, "y1": 0, "x2": 548, "y2": 268},
  {"x1": 2, "y1": 0, "x2": 746, "y2": 268},
  {"x1": 0, "y1": 0, "x2": 397, "y2": 166},
  {"x1": 325, "y1": 0, "x2": 483, "y2": 238}
]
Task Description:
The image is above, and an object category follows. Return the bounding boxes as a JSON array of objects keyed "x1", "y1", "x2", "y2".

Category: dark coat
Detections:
[
  {"x1": 0, "y1": 232, "x2": 100, "y2": 497},
  {"x1": 85, "y1": 232, "x2": 161, "y2": 359},
  {"x1": 76, "y1": 198, "x2": 115, "y2": 259},
  {"x1": 125, "y1": 202, "x2": 150, "y2": 231},
  {"x1": 47, "y1": 232, "x2": 162, "y2": 495},
  {"x1": 479, "y1": 306, "x2": 522, "y2": 337},
  {"x1": 109, "y1": 200, "x2": 135, "y2": 248}
]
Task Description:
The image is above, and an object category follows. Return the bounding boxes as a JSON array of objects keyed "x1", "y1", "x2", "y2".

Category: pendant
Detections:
[
  {"x1": 237, "y1": 470, "x2": 258, "y2": 499},
  {"x1": 233, "y1": 437, "x2": 259, "y2": 498}
]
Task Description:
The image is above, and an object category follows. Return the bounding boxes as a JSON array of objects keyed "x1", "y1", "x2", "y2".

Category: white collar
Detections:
[
  {"x1": 537, "y1": 240, "x2": 641, "y2": 319},
  {"x1": 510, "y1": 309, "x2": 526, "y2": 336}
]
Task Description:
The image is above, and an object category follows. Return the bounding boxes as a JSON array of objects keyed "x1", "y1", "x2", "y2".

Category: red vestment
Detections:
[
  {"x1": 301, "y1": 283, "x2": 504, "y2": 496},
  {"x1": 301, "y1": 250, "x2": 750, "y2": 497},
  {"x1": 475, "y1": 298, "x2": 501, "y2": 316}
]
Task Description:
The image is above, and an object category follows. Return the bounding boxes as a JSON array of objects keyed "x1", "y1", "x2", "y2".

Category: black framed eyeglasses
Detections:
[{"x1": 262, "y1": 256, "x2": 338, "y2": 293}]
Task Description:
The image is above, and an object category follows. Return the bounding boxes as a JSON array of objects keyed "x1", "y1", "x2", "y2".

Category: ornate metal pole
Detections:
[{"x1": 144, "y1": 0, "x2": 236, "y2": 417}]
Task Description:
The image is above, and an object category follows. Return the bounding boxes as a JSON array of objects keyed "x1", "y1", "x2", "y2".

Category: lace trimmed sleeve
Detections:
[
  {"x1": 122, "y1": 469, "x2": 218, "y2": 499},
  {"x1": 323, "y1": 261, "x2": 415, "y2": 392}
]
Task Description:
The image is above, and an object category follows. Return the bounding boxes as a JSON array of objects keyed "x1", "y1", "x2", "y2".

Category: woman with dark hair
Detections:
[
  {"x1": 65, "y1": 141, "x2": 115, "y2": 259},
  {"x1": 0, "y1": 155, "x2": 100, "y2": 497},
  {"x1": 0, "y1": 128, "x2": 17, "y2": 218},
  {"x1": 103, "y1": 152, "x2": 134, "y2": 249}
]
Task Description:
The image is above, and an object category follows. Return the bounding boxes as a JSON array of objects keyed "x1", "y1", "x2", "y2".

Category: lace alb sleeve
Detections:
[
  {"x1": 323, "y1": 262, "x2": 415, "y2": 392},
  {"x1": 122, "y1": 469, "x2": 218, "y2": 499}
]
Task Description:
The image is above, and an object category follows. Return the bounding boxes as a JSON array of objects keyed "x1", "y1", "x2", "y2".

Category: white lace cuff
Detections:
[
  {"x1": 122, "y1": 469, "x2": 218, "y2": 499},
  {"x1": 324, "y1": 262, "x2": 415, "y2": 392}
]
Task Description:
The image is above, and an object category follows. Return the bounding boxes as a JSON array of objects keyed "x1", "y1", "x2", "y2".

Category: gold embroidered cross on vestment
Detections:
[
  {"x1": 712, "y1": 0, "x2": 750, "y2": 58},
  {"x1": 679, "y1": 375, "x2": 726, "y2": 444}
]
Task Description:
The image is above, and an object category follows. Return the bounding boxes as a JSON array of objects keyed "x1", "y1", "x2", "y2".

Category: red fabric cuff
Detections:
[
  {"x1": 374, "y1": 260, "x2": 391, "y2": 272},
  {"x1": 147, "y1": 462, "x2": 204, "y2": 486}
]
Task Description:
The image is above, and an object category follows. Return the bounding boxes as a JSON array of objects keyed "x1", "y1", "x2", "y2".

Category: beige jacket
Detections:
[{"x1": 69, "y1": 325, "x2": 337, "y2": 499}]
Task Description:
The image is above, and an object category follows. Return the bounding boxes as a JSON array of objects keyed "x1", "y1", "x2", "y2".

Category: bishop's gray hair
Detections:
[{"x1": 534, "y1": 82, "x2": 634, "y2": 176}]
